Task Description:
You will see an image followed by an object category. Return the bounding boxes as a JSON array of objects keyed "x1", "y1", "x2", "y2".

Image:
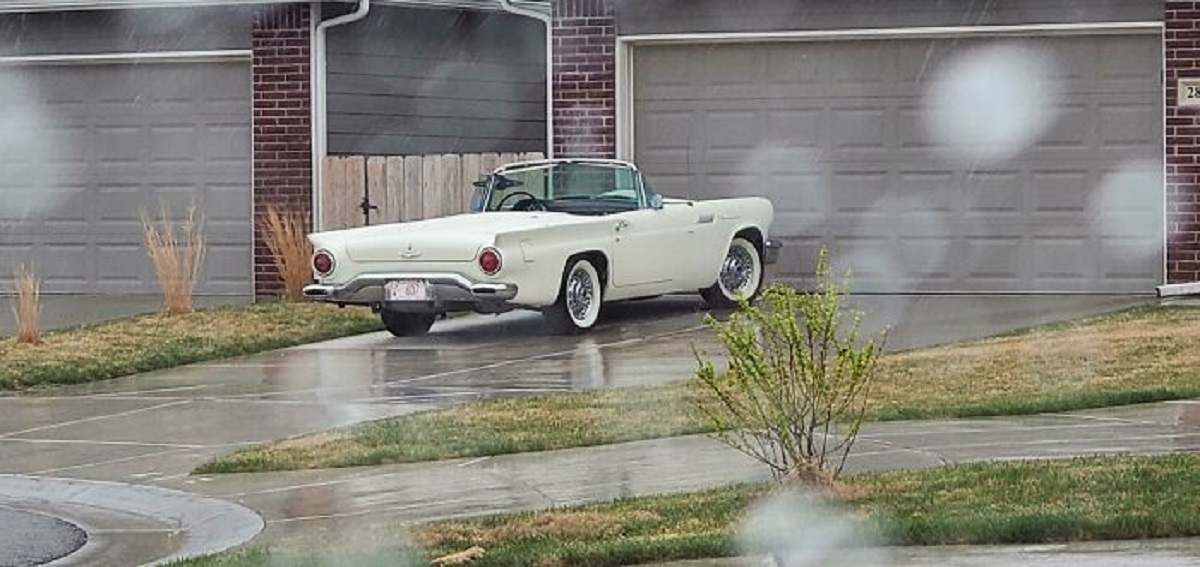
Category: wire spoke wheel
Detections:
[
  {"x1": 567, "y1": 267, "x2": 595, "y2": 322},
  {"x1": 702, "y1": 236, "x2": 763, "y2": 309},
  {"x1": 544, "y1": 258, "x2": 602, "y2": 334},
  {"x1": 720, "y1": 244, "x2": 756, "y2": 295}
]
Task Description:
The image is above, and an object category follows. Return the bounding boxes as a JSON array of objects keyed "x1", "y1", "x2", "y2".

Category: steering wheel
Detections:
[{"x1": 497, "y1": 191, "x2": 545, "y2": 211}]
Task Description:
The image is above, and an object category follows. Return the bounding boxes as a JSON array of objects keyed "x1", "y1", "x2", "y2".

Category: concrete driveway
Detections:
[{"x1": 0, "y1": 293, "x2": 1175, "y2": 564}]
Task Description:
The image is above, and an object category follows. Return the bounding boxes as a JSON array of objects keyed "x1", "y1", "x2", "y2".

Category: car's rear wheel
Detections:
[
  {"x1": 701, "y1": 236, "x2": 763, "y2": 309},
  {"x1": 380, "y1": 310, "x2": 436, "y2": 337},
  {"x1": 543, "y1": 257, "x2": 602, "y2": 334}
]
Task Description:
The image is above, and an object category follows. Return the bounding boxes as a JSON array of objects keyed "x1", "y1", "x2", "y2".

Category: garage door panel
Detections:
[
  {"x1": 1032, "y1": 237, "x2": 1095, "y2": 280},
  {"x1": 0, "y1": 61, "x2": 251, "y2": 294},
  {"x1": 963, "y1": 237, "x2": 1023, "y2": 279},
  {"x1": 1098, "y1": 104, "x2": 1160, "y2": 147},
  {"x1": 830, "y1": 172, "x2": 887, "y2": 213},
  {"x1": 1101, "y1": 238, "x2": 1162, "y2": 279},
  {"x1": 755, "y1": 174, "x2": 826, "y2": 213},
  {"x1": 832, "y1": 106, "x2": 890, "y2": 150},
  {"x1": 96, "y1": 244, "x2": 145, "y2": 287},
  {"x1": 203, "y1": 243, "x2": 257, "y2": 292},
  {"x1": 634, "y1": 33, "x2": 1162, "y2": 294},
  {"x1": 1030, "y1": 170, "x2": 1091, "y2": 212}
]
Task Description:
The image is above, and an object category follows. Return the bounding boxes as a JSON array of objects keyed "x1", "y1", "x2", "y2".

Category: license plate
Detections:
[{"x1": 384, "y1": 279, "x2": 429, "y2": 301}]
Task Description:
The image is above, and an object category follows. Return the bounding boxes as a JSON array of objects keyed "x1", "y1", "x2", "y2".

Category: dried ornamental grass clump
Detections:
[
  {"x1": 141, "y1": 204, "x2": 206, "y2": 315},
  {"x1": 10, "y1": 263, "x2": 41, "y2": 344},
  {"x1": 261, "y1": 205, "x2": 313, "y2": 302}
]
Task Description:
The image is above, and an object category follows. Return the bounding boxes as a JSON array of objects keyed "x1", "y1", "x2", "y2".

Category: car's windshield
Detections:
[{"x1": 483, "y1": 162, "x2": 641, "y2": 214}]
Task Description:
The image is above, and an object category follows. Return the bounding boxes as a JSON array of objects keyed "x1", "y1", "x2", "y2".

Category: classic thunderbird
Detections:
[{"x1": 303, "y1": 158, "x2": 779, "y2": 335}]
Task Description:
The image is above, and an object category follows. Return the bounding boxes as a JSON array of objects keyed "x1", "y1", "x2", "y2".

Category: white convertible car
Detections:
[{"x1": 303, "y1": 158, "x2": 779, "y2": 336}]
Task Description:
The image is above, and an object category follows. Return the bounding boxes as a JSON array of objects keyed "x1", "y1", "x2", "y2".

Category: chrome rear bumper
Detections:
[{"x1": 303, "y1": 272, "x2": 518, "y2": 312}]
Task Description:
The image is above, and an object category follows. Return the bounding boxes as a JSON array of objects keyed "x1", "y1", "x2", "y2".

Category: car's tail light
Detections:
[
  {"x1": 479, "y1": 247, "x2": 502, "y2": 275},
  {"x1": 312, "y1": 250, "x2": 335, "y2": 276}
]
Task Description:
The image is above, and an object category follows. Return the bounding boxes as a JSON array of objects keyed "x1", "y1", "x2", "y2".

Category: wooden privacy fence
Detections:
[{"x1": 321, "y1": 152, "x2": 545, "y2": 230}]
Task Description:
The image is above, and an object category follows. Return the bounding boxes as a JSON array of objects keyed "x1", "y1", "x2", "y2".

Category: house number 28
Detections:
[{"x1": 1181, "y1": 79, "x2": 1200, "y2": 107}]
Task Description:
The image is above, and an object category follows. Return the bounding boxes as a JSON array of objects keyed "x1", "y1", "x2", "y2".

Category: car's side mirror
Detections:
[{"x1": 648, "y1": 193, "x2": 664, "y2": 210}]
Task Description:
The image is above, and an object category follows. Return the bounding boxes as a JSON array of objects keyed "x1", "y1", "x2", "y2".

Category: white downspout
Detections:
[
  {"x1": 312, "y1": 0, "x2": 371, "y2": 230},
  {"x1": 497, "y1": 0, "x2": 553, "y2": 158}
]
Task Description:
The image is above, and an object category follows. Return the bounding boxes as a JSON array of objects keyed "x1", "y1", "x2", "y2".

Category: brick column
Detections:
[
  {"x1": 1167, "y1": 2, "x2": 1200, "y2": 283},
  {"x1": 252, "y1": 3, "x2": 312, "y2": 298},
  {"x1": 552, "y1": 0, "x2": 616, "y2": 158}
]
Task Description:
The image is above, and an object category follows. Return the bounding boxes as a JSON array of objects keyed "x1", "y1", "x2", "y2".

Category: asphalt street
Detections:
[{"x1": 0, "y1": 507, "x2": 85, "y2": 567}]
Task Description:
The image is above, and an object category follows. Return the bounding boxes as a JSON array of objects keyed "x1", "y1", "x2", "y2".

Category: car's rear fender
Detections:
[{"x1": 494, "y1": 221, "x2": 615, "y2": 306}]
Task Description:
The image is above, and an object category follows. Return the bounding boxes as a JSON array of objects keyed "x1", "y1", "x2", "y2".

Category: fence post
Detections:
[
  {"x1": 402, "y1": 155, "x2": 424, "y2": 222},
  {"x1": 384, "y1": 156, "x2": 404, "y2": 224}
]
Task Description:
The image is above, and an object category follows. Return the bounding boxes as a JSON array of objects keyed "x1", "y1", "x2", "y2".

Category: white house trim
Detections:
[
  {"x1": 0, "y1": 0, "x2": 547, "y2": 14},
  {"x1": 618, "y1": 22, "x2": 1164, "y2": 47},
  {"x1": 0, "y1": 49, "x2": 251, "y2": 65}
]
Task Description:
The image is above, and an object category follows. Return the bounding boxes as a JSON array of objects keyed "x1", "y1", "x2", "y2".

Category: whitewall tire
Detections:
[
  {"x1": 544, "y1": 257, "x2": 603, "y2": 334},
  {"x1": 701, "y1": 236, "x2": 763, "y2": 308}
]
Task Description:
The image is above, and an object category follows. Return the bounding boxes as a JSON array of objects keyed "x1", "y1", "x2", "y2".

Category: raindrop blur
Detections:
[
  {"x1": 923, "y1": 44, "x2": 1061, "y2": 166},
  {"x1": 738, "y1": 489, "x2": 886, "y2": 567},
  {"x1": 1090, "y1": 159, "x2": 1163, "y2": 261},
  {"x1": 0, "y1": 70, "x2": 68, "y2": 218}
]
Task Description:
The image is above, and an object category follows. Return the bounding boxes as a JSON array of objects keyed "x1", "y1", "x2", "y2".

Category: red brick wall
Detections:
[
  {"x1": 552, "y1": 0, "x2": 616, "y2": 158},
  {"x1": 1168, "y1": 1, "x2": 1200, "y2": 284},
  {"x1": 252, "y1": 3, "x2": 312, "y2": 298}
]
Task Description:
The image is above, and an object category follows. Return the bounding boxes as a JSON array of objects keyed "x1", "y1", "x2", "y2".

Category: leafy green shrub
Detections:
[{"x1": 694, "y1": 249, "x2": 885, "y2": 485}]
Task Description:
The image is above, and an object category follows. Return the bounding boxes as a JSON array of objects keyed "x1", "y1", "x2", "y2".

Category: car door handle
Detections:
[{"x1": 615, "y1": 220, "x2": 630, "y2": 232}]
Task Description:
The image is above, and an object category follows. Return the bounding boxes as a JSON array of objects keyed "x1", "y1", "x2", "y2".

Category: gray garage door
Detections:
[
  {"x1": 0, "y1": 61, "x2": 252, "y2": 294},
  {"x1": 634, "y1": 34, "x2": 1163, "y2": 293}
]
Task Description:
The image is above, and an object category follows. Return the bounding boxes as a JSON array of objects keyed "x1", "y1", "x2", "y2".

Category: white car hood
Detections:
[{"x1": 315, "y1": 212, "x2": 602, "y2": 263}]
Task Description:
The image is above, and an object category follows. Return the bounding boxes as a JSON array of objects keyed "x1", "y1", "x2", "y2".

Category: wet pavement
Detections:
[{"x1": 1, "y1": 293, "x2": 1190, "y2": 565}]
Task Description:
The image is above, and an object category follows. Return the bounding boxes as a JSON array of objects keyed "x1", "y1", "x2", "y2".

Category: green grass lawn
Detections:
[
  {"x1": 0, "y1": 302, "x2": 381, "y2": 390},
  {"x1": 175, "y1": 453, "x2": 1200, "y2": 566},
  {"x1": 198, "y1": 305, "x2": 1200, "y2": 474},
  {"x1": 411, "y1": 453, "x2": 1200, "y2": 566}
]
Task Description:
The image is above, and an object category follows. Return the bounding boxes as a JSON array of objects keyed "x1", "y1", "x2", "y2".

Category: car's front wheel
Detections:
[
  {"x1": 543, "y1": 257, "x2": 602, "y2": 334},
  {"x1": 380, "y1": 310, "x2": 436, "y2": 337},
  {"x1": 701, "y1": 236, "x2": 764, "y2": 309}
]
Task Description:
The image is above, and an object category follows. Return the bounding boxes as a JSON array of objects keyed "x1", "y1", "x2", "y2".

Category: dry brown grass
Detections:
[
  {"x1": 416, "y1": 510, "x2": 662, "y2": 549},
  {"x1": 0, "y1": 301, "x2": 381, "y2": 390},
  {"x1": 261, "y1": 205, "x2": 313, "y2": 302},
  {"x1": 868, "y1": 307, "x2": 1200, "y2": 414},
  {"x1": 141, "y1": 204, "x2": 206, "y2": 315},
  {"x1": 10, "y1": 264, "x2": 40, "y2": 344}
]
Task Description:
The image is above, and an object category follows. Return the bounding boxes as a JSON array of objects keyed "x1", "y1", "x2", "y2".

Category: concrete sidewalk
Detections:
[{"x1": 168, "y1": 399, "x2": 1200, "y2": 552}]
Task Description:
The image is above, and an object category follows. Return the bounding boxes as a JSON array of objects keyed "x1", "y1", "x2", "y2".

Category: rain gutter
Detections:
[
  {"x1": 312, "y1": 0, "x2": 370, "y2": 229},
  {"x1": 496, "y1": 0, "x2": 553, "y2": 158}
]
